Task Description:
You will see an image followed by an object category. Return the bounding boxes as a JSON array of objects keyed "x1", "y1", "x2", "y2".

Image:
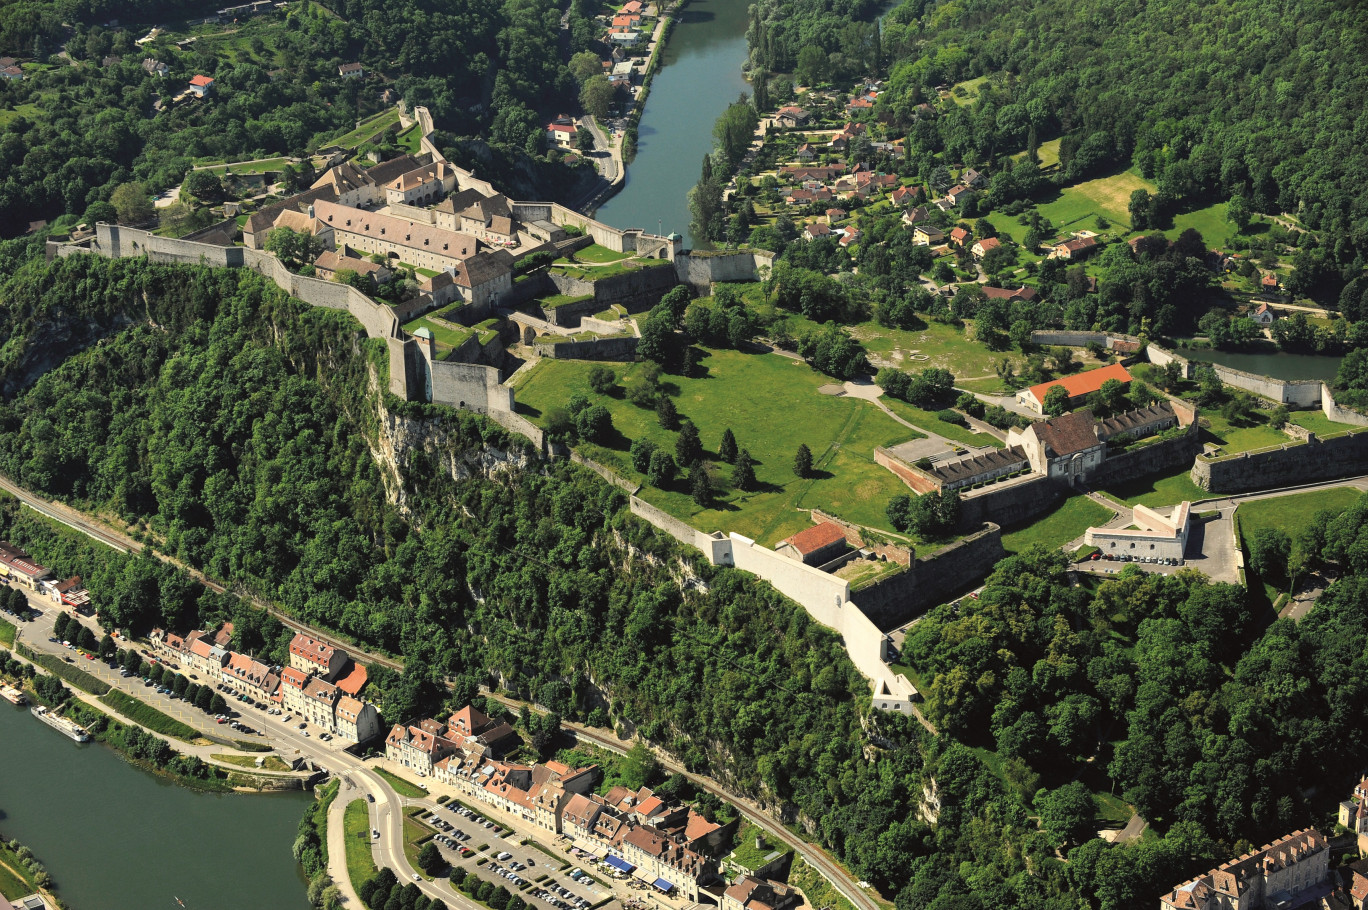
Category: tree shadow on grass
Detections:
[{"x1": 515, "y1": 403, "x2": 542, "y2": 419}]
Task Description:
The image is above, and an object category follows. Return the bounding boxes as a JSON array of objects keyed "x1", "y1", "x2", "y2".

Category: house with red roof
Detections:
[
  {"x1": 188, "y1": 74, "x2": 215, "y2": 97},
  {"x1": 1015, "y1": 362, "x2": 1132, "y2": 415},
  {"x1": 971, "y1": 236, "x2": 1002, "y2": 259},
  {"x1": 778, "y1": 521, "x2": 850, "y2": 566},
  {"x1": 1051, "y1": 235, "x2": 1099, "y2": 260},
  {"x1": 289, "y1": 631, "x2": 349, "y2": 681},
  {"x1": 803, "y1": 222, "x2": 831, "y2": 241},
  {"x1": 949, "y1": 226, "x2": 970, "y2": 247}
]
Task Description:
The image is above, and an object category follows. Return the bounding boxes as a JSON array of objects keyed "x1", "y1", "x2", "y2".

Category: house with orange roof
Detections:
[
  {"x1": 334, "y1": 695, "x2": 382, "y2": 743},
  {"x1": 288, "y1": 631, "x2": 349, "y2": 681},
  {"x1": 777, "y1": 521, "x2": 849, "y2": 566},
  {"x1": 1015, "y1": 362, "x2": 1132, "y2": 415},
  {"x1": 723, "y1": 875, "x2": 801, "y2": 910},
  {"x1": 188, "y1": 74, "x2": 215, "y2": 97}
]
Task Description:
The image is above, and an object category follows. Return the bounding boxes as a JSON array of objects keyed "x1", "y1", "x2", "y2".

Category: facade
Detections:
[
  {"x1": 1158, "y1": 829, "x2": 1329, "y2": 910},
  {"x1": 1052, "y1": 236, "x2": 1099, "y2": 260},
  {"x1": 723, "y1": 876, "x2": 801, "y2": 910},
  {"x1": 299, "y1": 677, "x2": 340, "y2": 729},
  {"x1": 184, "y1": 636, "x2": 230, "y2": 678},
  {"x1": 1008, "y1": 410, "x2": 1108, "y2": 483},
  {"x1": 1252, "y1": 302, "x2": 1275, "y2": 325},
  {"x1": 335, "y1": 695, "x2": 383, "y2": 744},
  {"x1": 313, "y1": 250, "x2": 393, "y2": 283},
  {"x1": 913, "y1": 225, "x2": 945, "y2": 246},
  {"x1": 1016, "y1": 362, "x2": 1133, "y2": 414},
  {"x1": 385, "y1": 722, "x2": 460, "y2": 775},
  {"x1": 383, "y1": 162, "x2": 455, "y2": 207},
  {"x1": 288, "y1": 631, "x2": 349, "y2": 680},
  {"x1": 0, "y1": 543, "x2": 50, "y2": 590},
  {"x1": 338, "y1": 62, "x2": 364, "y2": 78},
  {"x1": 220, "y1": 652, "x2": 277, "y2": 701},
  {"x1": 971, "y1": 237, "x2": 1001, "y2": 258},
  {"x1": 1086, "y1": 502, "x2": 1191, "y2": 561},
  {"x1": 313, "y1": 200, "x2": 482, "y2": 273},
  {"x1": 1338, "y1": 777, "x2": 1368, "y2": 854},
  {"x1": 621, "y1": 826, "x2": 713, "y2": 900},
  {"x1": 189, "y1": 74, "x2": 215, "y2": 97},
  {"x1": 310, "y1": 153, "x2": 430, "y2": 208}
]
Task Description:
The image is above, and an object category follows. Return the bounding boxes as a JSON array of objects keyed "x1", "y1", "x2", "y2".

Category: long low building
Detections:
[
  {"x1": 313, "y1": 200, "x2": 483, "y2": 273},
  {"x1": 1086, "y1": 501, "x2": 1191, "y2": 561}
]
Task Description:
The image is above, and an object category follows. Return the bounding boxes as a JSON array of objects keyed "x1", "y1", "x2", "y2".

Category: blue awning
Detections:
[
  {"x1": 605, "y1": 856, "x2": 635, "y2": 874},
  {"x1": 652, "y1": 879, "x2": 674, "y2": 893}
]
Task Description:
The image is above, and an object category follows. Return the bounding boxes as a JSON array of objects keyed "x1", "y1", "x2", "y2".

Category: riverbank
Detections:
[{"x1": 0, "y1": 834, "x2": 59, "y2": 909}]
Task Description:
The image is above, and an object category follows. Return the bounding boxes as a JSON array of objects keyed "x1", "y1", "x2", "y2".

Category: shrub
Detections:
[{"x1": 937, "y1": 409, "x2": 968, "y2": 427}]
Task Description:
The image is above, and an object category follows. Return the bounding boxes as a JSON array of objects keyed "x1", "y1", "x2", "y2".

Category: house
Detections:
[
  {"x1": 619, "y1": 0, "x2": 642, "y2": 11},
  {"x1": 547, "y1": 115, "x2": 577, "y2": 148},
  {"x1": 1007, "y1": 410, "x2": 1107, "y2": 483},
  {"x1": 723, "y1": 876, "x2": 802, "y2": 910},
  {"x1": 949, "y1": 226, "x2": 970, "y2": 248},
  {"x1": 902, "y1": 206, "x2": 931, "y2": 226},
  {"x1": 1158, "y1": 829, "x2": 1329, "y2": 910},
  {"x1": 52, "y1": 577, "x2": 91, "y2": 612},
  {"x1": 184, "y1": 634, "x2": 230, "y2": 679},
  {"x1": 313, "y1": 250, "x2": 394, "y2": 284},
  {"x1": 0, "y1": 544, "x2": 50, "y2": 591},
  {"x1": 794, "y1": 143, "x2": 816, "y2": 162},
  {"x1": 220, "y1": 652, "x2": 277, "y2": 703},
  {"x1": 778, "y1": 521, "x2": 849, "y2": 566},
  {"x1": 1015, "y1": 361, "x2": 1132, "y2": 415},
  {"x1": 242, "y1": 186, "x2": 337, "y2": 249},
  {"x1": 1086, "y1": 502, "x2": 1191, "y2": 561},
  {"x1": 288, "y1": 631, "x2": 349, "y2": 681},
  {"x1": 417, "y1": 250, "x2": 515, "y2": 311},
  {"x1": 825, "y1": 207, "x2": 847, "y2": 222},
  {"x1": 838, "y1": 227, "x2": 861, "y2": 247},
  {"x1": 338, "y1": 62, "x2": 364, "y2": 78},
  {"x1": 333, "y1": 662, "x2": 368, "y2": 697},
  {"x1": 335, "y1": 695, "x2": 383, "y2": 744},
  {"x1": 0, "y1": 65, "x2": 24, "y2": 81},
  {"x1": 621, "y1": 826, "x2": 716, "y2": 901},
  {"x1": 1052, "y1": 236, "x2": 1099, "y2": 260},
  {"x1": 971, "y1": 237, "x2": 1002, "y2": 259},
  {"x1": 607, "y1": 27, "x2": 643, "y2": 46},
  {"x1": 803, "y1": 222, "x2": 831, "y2": 242},
  {"x1": 299, "y1": 676, "x2": 342, "y2": 731},
  {"x1": 611, "y1": 13, "x2": 640, "y2": 27},
  {"x1": 890, "y1": 186, "x2": 916, "y2": 207},
  {"x1": 846, "y1": 97, "x2": 873, "y2": 113},
  {"x1": 1338, "y1": 776, "x2": 1368, "y2": 854},
  {"x1": 913, "y1": 225, "x2": 945, "y2": 246},
  {"x1": 310, "y1": 153, "x2": 430, "y2": 208},
  {"x1": 945, "y1": 185, "x2": 973, "y2": 206},
  {"x1": 774, "y1": 106, "x2": 809, "y2": 128},
  {"x1": 1251, "y1": 302, "x2": 1275, "y2": 325},
  {"x1": 962, "y1": 168, "x2": 986, "y2": 188},
  {"x1": 188, "y1": 74, "x2": 215, "y2": 97},
  {"x1": 382, "y1": 162, "x2": 453, "y2": 206},
  {"x1": 102, "y1": 55, "x2": 121, "y2": 68}
]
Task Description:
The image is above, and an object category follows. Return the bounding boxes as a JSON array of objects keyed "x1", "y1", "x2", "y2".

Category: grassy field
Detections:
[
  {"x1": 396, "y1": 123, "x2": 423, "y2": 155},
  {"x1": 21, "y1": 648, "x2": 110, "y2": 696},
  {"x1": 842, "y1": 316, "x2": 1024, "y2": 389},
  {"x1": 1163, "y1": 201, "x2": 1234, "y2": 248},
  {"x1": 514, "y1": 351, "x2": 918, "y2": 545},
  {"x1": 1102, "y1": 465, "x2": 1210, "y2": 508},
  {"x1": 726, "y1": 821, "x2": 791, "y2": 871},
  {"x1": 1236, "y1": 488, "x2": 1363, "y2": 547},
  {"x1": 343, "y1": 799, "x2": 380, "y2": 890},
  {"x1": 102, "y1": 689, "x2": 200, "y2": 742},
  {"x1": 0, "y1": 616, "x2": 13, "y2": 647},
  {"x1": 1288, "y1": 410, "x2": 1360, "y2": 437},
  {"x1": 404, "y1": 815, "x2": 437, "y2": 878},
  {"x1": 211, "y1": 752, "x2": 292, "y2": 771},
  {"x1": 1001, "y1": 495, "x2": 1115, "y2": 554},
  {"x1": 1200, "y1": 412, "x2": 1290, "y2": 455},
  {"x1": 402, "y1": 314, "x2": 474, "y2": 350},
  {"x1": 881, "y1": 399, "x2": 1002, "y2": 448},
  {"x1": 200, "y1": 156, "x2": 292, "y2": 176},
  {"x1": 0, "y1": 842, "x2": 37, "y2": 901},
  {"x1": 375, "y1": 767, "x2": 428, "y2": 798},
  {"x1": 567, "y1": 243, "x2": 630, "y2": 263},
  {"x1": 1036, "y1": 170, "x2": 1157, "y2": 230},
  {"x1": 1093, "y1": 792, "x2": 1135, "y2": 828},
  {"x1": 323, "y1": 108, "x2": 401, "y2": 151},
  {"x1": 946, "y1": 76, "x2": 988, "y2": 107},
  {"x1": 0, "y1": 103, "x2": 44, "y2": 129}
]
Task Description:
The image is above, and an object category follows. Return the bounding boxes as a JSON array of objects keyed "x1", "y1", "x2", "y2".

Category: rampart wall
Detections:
[
  {"x1": 1085, "y1": 421, "x2": 1201, "y2": 489},
  {"x1": 1031, "y1": 330, "x2": 1141, "y2": 350},
  {"x1": 1191, "y1": 428, "x2": 1368, "y2": 492},
  {"x1": 675, "y1": 250, "x2": 775, "y2": 293},
  {"x1": 853, "y1": 524, "x2": 1005, "y2": 631},
  {"x1": 957, "y1": 474, "x2": 1061, "y2": 530},
  {"x1": 535, "y1": 336, "x2": 639, "y2": 361},
  {"x1": 1322, "y1": 385, "x2": 1368, "y2": 427}
]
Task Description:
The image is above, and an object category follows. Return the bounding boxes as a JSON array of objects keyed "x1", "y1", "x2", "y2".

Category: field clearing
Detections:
[
  {"x1": 199, "y1": 156, "x2": 293, "y2": 175},
  {"x1": 0, "y1": 103, "x2": 44, "y2": 128},
  {"x1": 1102, "y1": 465, "x2": 1210, "y2": 508},
  {"x1": 514, "y1": 350, "x2": 920, "y2": 545},
  {"x1": 1036, "y1": 170, "x2": 1157, "y2": 229},
  {"x1": 947, "y1": 76, "x2": 988, "y2": 107},
  {"x1": 1001, "y1": 495, "x2": 1114, "y2": 554},
  {"x1": 1163, "y1": 201, "x2": 1234, "y2": 248},
  {"x1": 1288, "y1": 410, "x2": 1360, "y2": 437},
  {"x1": 322, "y1": 108, "x2": 401, "y2": 150},
  {"x1": 1236, "y1": 487, "x2": 1362, "y2": 547}
]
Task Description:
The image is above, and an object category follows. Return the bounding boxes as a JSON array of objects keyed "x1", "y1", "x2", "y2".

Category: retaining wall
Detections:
[
  {"x1": 628, "y1": 495, "x2": 703, "y2": 549},
  {"x1": 854, "y1": 524, "x2": 1004, "y2": 630},
  {"x1": 1322, "y1": 385, "x2": 1368, "y2": 427},
  {"x1": 571, "y1": 453, "x2": 639, "y2": 492},
  {"x1": 1085, "y1": 422, "x2": 1202, "y2": 489},
  {"x1": 1032, "y1": 330, "x2": 1141, "y2": 350},
  {"x1": 675, "y1": 250, "x2": 775, "y2": 293},
  {"x1": 534, "y1": 336, "x2": 639, "y2": 361},
  {"x1": 957, "y1": 473, "x2": 1061, "y2": 530},
  {"x1": 1146, "y1": 344, "x2": 1189, "y2": 376},
  {"x1": 1211, "y1": 364, "x2": 1323, "y2": 406},
  {"x1": 874, "y1": 446, "x2": 938, "y2": 494},
  {"x1": 1191, "y1": 428, "x2": 1368, "y2": 492}
]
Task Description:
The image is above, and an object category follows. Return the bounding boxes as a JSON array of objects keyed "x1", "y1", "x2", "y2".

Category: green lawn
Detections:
[
  {"x1": 396, "y1": 123, "x2": 423, "y2": 155},
  {"x1": 1288, "y1": 410, "x2": 1360, "y2": 438},
  {"x1": 1102, "y1": 465, "x2": 1210, "y2": 508},
  {"x1": 726, "y1": 820, "x2": 791, "y2": 871},
  {"x1": 1001, "y1": 495, "x2": 1115, "y2": 554},
  {"x1": 537, "y1": 293, "x2": 595, "y2": 309},
  {"x1": 947, "y1": 76, "x2": 988, "y2": 107},
  {"x1": 402, "y1": 314, "x2": 474, "y2": 349},
  {"x1": 1036, "y1": 170, "x2": 1157, "y2": 230},
  {"x1": 0, "y1": 616, "x2": 13, "y2": 647},
  {"x1": 984, "y1": 212, "x2": 1034, "y2": 246},
  {"x1": 881, "y1": 399, "x2": 1003, "y2": 448},
  {"x1": 1236, "y1": 488, "x2": 1363, "y2": 546},
  {"x1": 1163, "y1": 201, "x2": 1234, "y2": 249},
  {"x1": 514, "y1": 350, "x2": 919, "y2": 545},
  {"x1": 211, "y1": 752, "x2": 292, "y2": 771},
  {"x1": 343, "y1": 799, "x2": 380, "y2": 890},
  {"x1": 200, "y1": 156, "x2": 293, "y2": 176},
  {"x1": 102, "y1": 689, "x2": 200, "y2": 742},
  {"x1": 1093, "y1": 791, "x2": 1134, "y2": 828},
  {"x1": 0, "y1": 842, "x2": 38, "y2": 901},
  {"x1": 1200, "y1": 413, "x2": 1291, "y2": 455},
  {"x1": 567, "y1": 243, "x2": 630, "y2": 263},
  {"x1": 841, "y1": 315, "x2": 1025, "y2": 390},
  {"x1": 404, "y1": 815, "x2": 438, "y2": 878},
  {"x1": 375, "y1": 766, "x2": 428, "y2": 798},
  {"x1": 0, "y1": 103, "x2": 44, "y2": 128},
  {"x1": 322, "y1": 108, "x2": 402, "y2": 151}
]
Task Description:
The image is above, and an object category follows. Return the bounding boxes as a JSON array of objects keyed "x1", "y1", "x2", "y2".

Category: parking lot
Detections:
[{"x1": 417, "y1": 803, "x2": 619, "y2": 910}]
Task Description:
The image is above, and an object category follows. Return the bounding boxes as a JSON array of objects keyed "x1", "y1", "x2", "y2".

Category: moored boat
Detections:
[{"x1": 31, "y1": 705, "x2": 90, "y2": 742}]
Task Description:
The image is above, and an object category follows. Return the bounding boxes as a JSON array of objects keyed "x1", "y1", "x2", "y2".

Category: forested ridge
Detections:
[
  {"x1": 3, "y1": 251, "x2": 1368, "y2": 909},
  {"x1": 749, "y1": 0, "x2": 1368, "y2": 265}
]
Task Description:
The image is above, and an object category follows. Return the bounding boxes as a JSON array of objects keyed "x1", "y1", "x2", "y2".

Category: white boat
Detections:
[
  {"x1": 31, "y1": 705, "x2": 90, "y2": 742},
  {"x1": 0, "y1": 684, "x2": 25, "y2": 706}
]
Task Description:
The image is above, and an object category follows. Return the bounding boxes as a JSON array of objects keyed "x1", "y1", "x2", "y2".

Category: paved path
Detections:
[{"x1": 327, "y1": 777, "x2": 368, "y2": 908}]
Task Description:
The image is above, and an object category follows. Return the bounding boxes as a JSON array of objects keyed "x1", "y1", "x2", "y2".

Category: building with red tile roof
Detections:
[
  {"x1": 1159, "y1": 829, "x2": 1328, "y2": 910},
  {"x1": 1017, "y1": 362, "x2": 1132, "y2": 415},
  {"x1": 288, "y1": 631, "x2": 349, "y2": 680},
  {"x1": 779, "y1": 521, "x2": 849, "y2": 566}
]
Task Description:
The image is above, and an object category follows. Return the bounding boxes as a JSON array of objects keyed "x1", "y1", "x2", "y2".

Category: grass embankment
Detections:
[
  {"x1": 0, "y1": 841, "x2": 38, "y2": 901},
  {"x1": 1035, "y1": 169, "x2": 1155, "y2": 229},
  {"x1": 375, "y1": 767, "x2": 428, "y2": 798},
  {"x1": 0, "y1": 616, "x2": 13, "y2": 647},
  {"x1": 1236, "y1": 488, "x2": 1362, "y2": 546},
  {"x1": 1200, "y1": 412, "x2": 1290, "y2": 455},
  {"x1": 102, "y1": 689, "x2": 200, "y2": 742},
  {"x1": 404, "y1": 814, "x2": 436, "y2": 878},
  {"x1": 323, "y1": 108, "x2": 402, "y2": 150},
  {"x1": 1288, "y1": 410, "x2": 1360, "y2": 437},
  {"x1": 1001, "y1": 496, "x2": 1115, "y2": 554},
  {"x1": 789, "y1": 857, "x2": 859, "y2": 910},
  {"x1": 1102, "y1": 466, "x2": 1210, "y2": 508},
  {"x1": 343, "y1": 799, "x2": 380, "y2": 890},
  {"x1": 881, "y1": 399, "x2": 1001, "y2": 449},
  {"x1": 18, "y1": 646, "x2": 109, "y2": 695},
  {"x1": 725, "y1": 821, "x2": 792, "y2": 873},
  {"x1": 515, "y1": 350, "x2": 917, "y2": 545},
  {"x1": 212, "y1": 752, "x2": 292, "y2": 772},
  {"x1": 310, "y1": 779, "x2": 341, "y2": 866}
]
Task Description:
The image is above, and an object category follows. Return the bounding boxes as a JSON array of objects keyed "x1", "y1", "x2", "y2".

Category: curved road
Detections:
[{"x1": 0, "y1": 471, "x2": 877, "y2": 910}]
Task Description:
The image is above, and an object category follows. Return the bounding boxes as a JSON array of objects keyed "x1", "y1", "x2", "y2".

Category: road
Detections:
[
  {"x1": 0, "y1": 471, "x2": 879, "y2": 910},
  {"x1": 568, "y1": 116, "x2": 623, "y2": 213}
]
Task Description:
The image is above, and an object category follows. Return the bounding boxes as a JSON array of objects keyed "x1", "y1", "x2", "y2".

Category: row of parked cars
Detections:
[
  {"x1": 1100, "y1": 553, "x2": 1183, "y2": 565},
  {"x1": 532, "y1": 881, "x2": 590, "y2": 910},
  {"x1": 486, "y1": 859, "x2": 528, "y2": 887}
]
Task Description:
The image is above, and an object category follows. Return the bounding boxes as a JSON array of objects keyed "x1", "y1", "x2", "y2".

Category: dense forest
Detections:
[
  {"x1": 0, "y1": 0, "x2": 585, "y2": 233},
  {"x1": 3, "y1": 251, "x2": 1368, "y2": 907}
]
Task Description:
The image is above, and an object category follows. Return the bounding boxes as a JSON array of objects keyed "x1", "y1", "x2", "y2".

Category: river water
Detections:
[
  {"x1": 594, "y1": 0, "x2": 752, "y2": 247},
  {"x1": 1175, "y1": 347, "x2": 1343, "y2": 383},
  {"x1": 0, "y1": 702, "x2": 310, "y2": 910}
]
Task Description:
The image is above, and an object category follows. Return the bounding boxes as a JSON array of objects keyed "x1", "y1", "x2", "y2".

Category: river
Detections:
[
  {"x1": 1175, "y1": 346, "x2": 1343, "y2": 383},
  {"x1": 0, "y1": 702, "x2": 310, "y2": 910},
  {"x1": 594, "y1": 0, "x2": 752, "y2": 247}
]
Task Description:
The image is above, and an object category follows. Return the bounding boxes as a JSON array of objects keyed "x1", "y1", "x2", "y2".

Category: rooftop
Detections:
[
  {"x1": 783, "y1": 521, "x2": 848, "y2": 556},
  {"x1": 1025, "y1": 362, "x2": 1132, "y2": 405}
]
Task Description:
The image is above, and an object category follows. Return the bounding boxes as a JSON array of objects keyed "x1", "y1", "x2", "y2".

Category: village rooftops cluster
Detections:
[
  {"x1": 1159, "y1": 828, "x2": 1331, "y2": 910},
  {"x1": 0, "y1": 541, "x2": 90, "y2": 609},
  {"x1": 150, "y1": 627, "x2": 380, "y2": 743}
]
